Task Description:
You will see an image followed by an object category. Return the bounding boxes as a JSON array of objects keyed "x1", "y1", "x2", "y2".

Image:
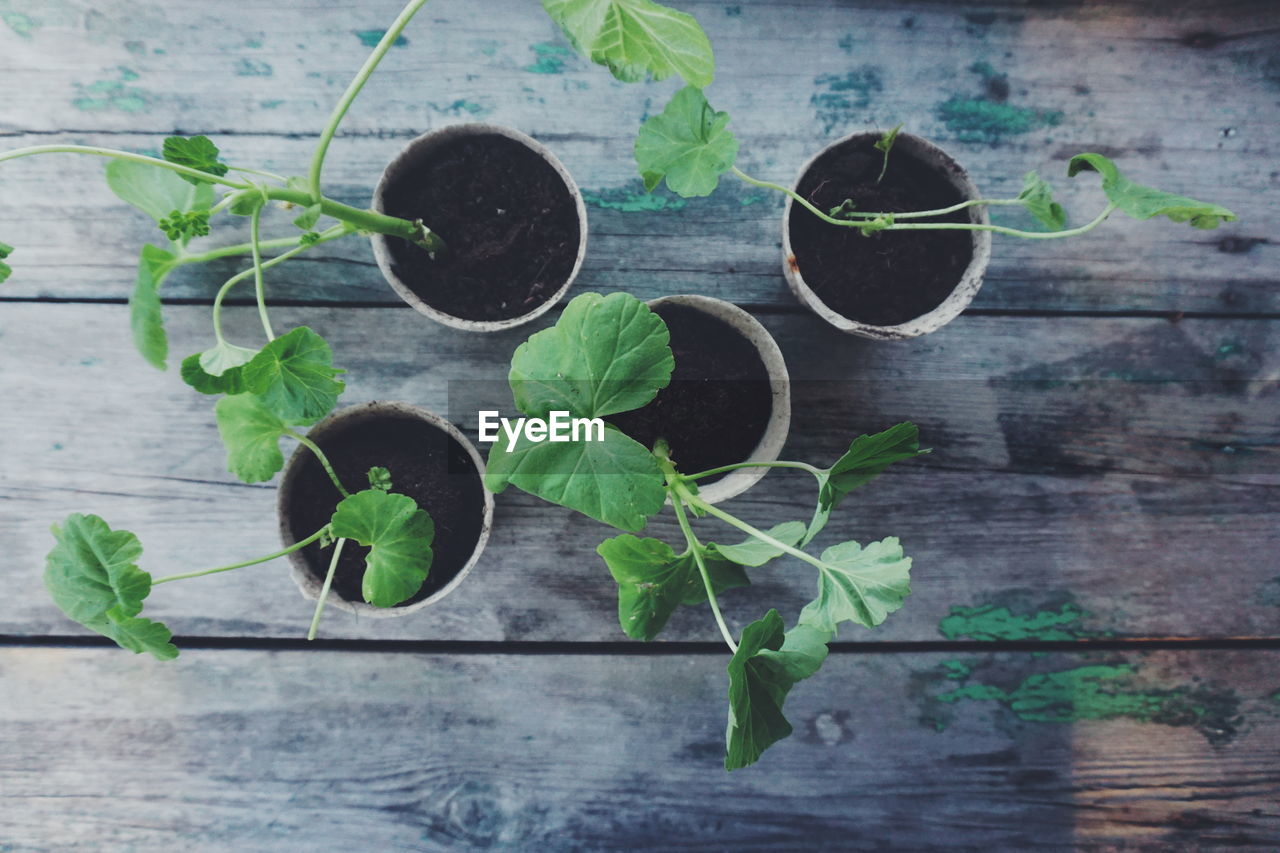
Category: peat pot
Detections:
[
  {"x1": 279, "y1": 401, "x2": 493, "y2": 617},
  {"x1": 371, "y1": 123, "x2": 589, "y2": 332},
  {"x1": 782, "y1": 130, "x2": 992, "y2": 340}
]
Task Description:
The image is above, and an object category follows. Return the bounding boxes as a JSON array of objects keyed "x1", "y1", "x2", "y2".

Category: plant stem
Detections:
[
  {"x1": 181, "y1": 235, "x2": 302, "y2": 266},
  {"x1": 307, "y1": 538, "x2": 347, "y2": 641},
  {"x1": 671, "y1": 493, "x2": 738, "y2": 654},
  {"x1": 284, "y1": 430, "x2": 351, "y2": 498},
  {"x1": 676, "y1": 482, "x2": 828, "y2": 575},
  {"x1": 878, "y1": 202, "x2": 1119, "y2": 239},
  {"x1": 151, "y1": 526, "x2": 329, "y2": 585},
  {"x1": 684, "y1": 459, "x2": 824, "y2": 482},
  {"x1": 0, "y1": 145, "x2": 251, "y2": 189},
  {"x1": 248, "y1": 204, "x2": 275, "y2": 341},
  {"x1": 262, "y1": 187, "x2": 444, "y2": 253},
  {"x1": 308, "y1": 0, "x2": 431, "y2": 204},
  {"x1": 210, "y1": 225, "x2": 349, "y2": 344}
]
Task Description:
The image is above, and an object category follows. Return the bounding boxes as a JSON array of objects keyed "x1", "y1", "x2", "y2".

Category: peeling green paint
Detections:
[
  {"x1": 235, "y1": 58, "x2": 273, "y2": 77},
  {"x1": 354, "y1": 29, "x2": 407, "y2": 48},
  {"x1": 739, "y1": 194, "x2": 767, "y2": 207},
  {"x1": 259, "y1": 99, "x2": 284, "y2": 110},
  {"x1": 838, "y1": 34, "x2": 854, "y2": 53},
  {"x1": 941, "y1": 660, "x2": 971, "y2": 681},
  {"x1": 811, "y1": 67, "x2": 883, "y2": 134},
  {"x1": 472, "y1": 38, "x2": 501, "y2": 57},
  {"x1": 244, "y1": 38, "x2": 263, "y2": 49},
  {"x1": 72, "y1": 70, "x2": 150, "y2": 113},
  {"x1": 525, "y1": 42, "x2": 574, "y2": 74},
  {"x1": 1, "y1": 10, "x2": 38, "y2": 38},
  {"x1": 935, "y1": 664, "x2": 1243, "y2": 745},
  {"x1": 1214, "y1": 339, "x2": 1245, "y2": 360},
  {"x1": 936, "y1": 97, "x2": 1062, "y2": 144},
  {"x1": 582, "y1": 184, "x2": 687, "y2": 213},
  {"x1": 725, "y1": 5, "x2": 741, "y2": 16},
  {"x1": 939, "y1": 601, "x2": 1101, "y2": 642},
  {"x1": 428, "y1": 99, "x2": 492, "y2": 117}
]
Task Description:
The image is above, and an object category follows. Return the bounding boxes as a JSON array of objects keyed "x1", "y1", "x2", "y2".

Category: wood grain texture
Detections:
[
  {"x1": 2, "y1": 646, "x2": 1278, "y2": 850},
  {"x1": 0, "y1": 0, "x2": 1275, "y2": 313},
  {"x1": 2, "y1": 303, "x2": 1276, "y2": 644}
]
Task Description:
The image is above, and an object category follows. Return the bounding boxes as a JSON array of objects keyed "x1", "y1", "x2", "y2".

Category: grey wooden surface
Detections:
[{"x1": 1, "y1": 0, "x2": 1278, "y2": 849}]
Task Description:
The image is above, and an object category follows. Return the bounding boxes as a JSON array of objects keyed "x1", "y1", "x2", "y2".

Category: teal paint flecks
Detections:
[
  {"x1": 428, "y1": 99, "x2": 492, "y2": 118},
  {"x1": 1, "y1": 10, "x2": 38, "y2": 37},
  {"x1": 1215, "y1": 338, "x2": 1245, "y2": 360},
  {"x1": 235, "y1": 58, "x2": 273, "y2": 77},
  {"x1": 724, "y1": 5, "x2": 741, "y2": 15},
  {"x1": 354, "y1": 29, "x2": 407, "y2": 48},
  {"x1": 525, "y1": 42, "x2": 574, "y2": 74},
  {"x1": 934, "y1": 663, "x2": 1243, "y2": 745},
  {"x1": 811, "y1": 67, "x2": 882, "y2": 134},
  {"x1": 938, "y1": 601, "x2": 1103, "y2": 642},
  {"x1": 838, "y1": 34, "x2": 854, "y2": 54},
  {"x1": 259, "y1": 99, "x2": 284, "y2": 110},
  {"x1": 581, "y1": 183, "x2": 687, "y2": 213},
  {"x1": 472, "y1": 38, "x2": 502, "y2": 57},
  {"x1": 936, "y1": 62, "x2": 1062, "y2": 144},
  {"x1": 72, "y1": 68, "x2": 150, "y2": 113}
]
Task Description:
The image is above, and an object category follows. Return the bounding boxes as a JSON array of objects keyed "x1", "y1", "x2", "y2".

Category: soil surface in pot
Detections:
[
  {"x1": 610, "y1": 304, "x2": 772, "y2": 482},
  {"x1": 790, "y1": 136, "x2": 973, "y2": 326},
  {"x1": 286, "y1": 413, "x2": 486, "y2": 607},
  {"x1": 381, "y1": 133, "x2": 580, "y2": 322}
]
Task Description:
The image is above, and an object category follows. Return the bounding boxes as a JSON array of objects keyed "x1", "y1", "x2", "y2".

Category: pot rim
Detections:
[
  {"x1": 780, "y1": 130, "x2": 992, "y2": 340},
  {"x1": 277, "y1": 400, "x2": 495, "y2": 618},
  {"x1": 646, "y1": 294, "x2": 791, "y2": 505},
  {"x1": 370, "y1": 122, "x2": 589, "y2": 333}
]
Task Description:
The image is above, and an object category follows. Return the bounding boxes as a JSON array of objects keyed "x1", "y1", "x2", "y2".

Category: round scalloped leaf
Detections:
[{"x1": 329, "y1": 489, "x2": 435, "y2": 608}]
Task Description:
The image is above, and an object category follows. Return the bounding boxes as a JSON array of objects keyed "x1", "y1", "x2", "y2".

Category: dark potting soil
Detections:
[
  {"x1": 381, "y1": 133, "x2": 580, "y2": 322},
  {"x1": 789, "y1": 136, "x2": 974, "y2": 326},
  {"x1": 610, "y1": 304, "x2": 772, "y2": 482},
  {"x1": 285, "y1": 413, "x2": 486, "y2": 607}
]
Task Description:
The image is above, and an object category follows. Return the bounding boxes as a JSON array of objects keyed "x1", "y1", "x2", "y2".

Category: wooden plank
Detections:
[
  {"x1": 2, "y1": 303, "x2": 1276, "y2": 643},
  {"x1": 2, "y1": 646, "x2": 1278, "y2": 849},
  {"x1": 0, "y1": 0, "x2": 1275, "y2": 313}
]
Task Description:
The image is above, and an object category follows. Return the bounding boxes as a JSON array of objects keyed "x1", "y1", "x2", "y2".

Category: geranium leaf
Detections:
[
  {"x1": 486, "y1": 426, "x2": 666, "y2": 532},
  {"x1": 707, "y1": 521, "x2": 806, "y2": 567},
  {"x1": 635, "y1": 85, "x2": 739, "y2": 197},
  {"x1": 725, "y1": 610, "x2": 831, "y2": 770},
  {"x1": 128, "y1": 244, "x2": 177, "y2": 370},
  {"x1": 241, "y1": 326, "x2": 345, "y2": 423},
  {"x1": 798, "y1": 536, "x2": 912, "y2": 635},
  {"x1": 542, "y1": 0, "x2": 714, "y2": 87},
  {"x1": 508, "y1": 291, "x2": 673, "y2": 420},
  {"x1": 1067, "y1": 153, "x2": 1236, "y2": 229},
  {"x1": 214, "y1": 394, "x2": 290, "y2": 483},
  {"x1": 43, "y1": 513, "x2": 177, "y2": 661},
  {"x1": 329, "y1": 489, "x2": 435, "y2": 608},
  {"x1": 161, "y1": 135, "x2": 230, "y2": 185},
  {"x1": 1017, "y1": 170, "x2": 1067, "y2": 231},
  {"x1": 804, "y1": 422, "x2": 926, "y2": 544},
  {"x1": 597, "y1": 535, "x2": 748, "y2": 640}
]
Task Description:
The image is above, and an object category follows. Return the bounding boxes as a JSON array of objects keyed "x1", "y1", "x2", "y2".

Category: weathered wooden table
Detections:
[{"x1": 2, "y1": 1, "x2": 1278, "y2": 848}]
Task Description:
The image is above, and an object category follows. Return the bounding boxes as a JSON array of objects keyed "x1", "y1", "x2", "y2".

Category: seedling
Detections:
[
  {"x1": 486, "y1": 292, "x2": 928, "y2": 769},
  {"x1": 546, "y1": 4, "x2": 1236, "y2": 239}
]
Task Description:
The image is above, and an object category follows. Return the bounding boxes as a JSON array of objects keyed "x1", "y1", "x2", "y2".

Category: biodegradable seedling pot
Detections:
[
  {"x1": 608, "y1": 294, "x2": 790, "y2": 505},
  {"x1": 278, "y1": 401, "x2": 493, "y2": 617},
  {"x1": 782, "y1": 131, "x2": 992, "y2": 340},
  {"x1": 371, "y1": 123, "x2": 589, "y2": 332}
]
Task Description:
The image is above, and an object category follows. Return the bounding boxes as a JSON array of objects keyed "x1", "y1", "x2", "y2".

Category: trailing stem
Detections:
[{"x1": 151, "y1": 525, "x2": 329, "y2": 585}]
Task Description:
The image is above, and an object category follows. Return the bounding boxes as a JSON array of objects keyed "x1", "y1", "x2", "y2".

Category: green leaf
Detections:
[
  {"x1": 129, "y1": 244, "x2": 177, "y2": 370},
  {"x1": 541, "y1": 0, "x2": 715, "y2": 87},
  {"x1": 1017, "y1": 171, "x2": 1067, "y2": 231},
  {"x1": 634, "y1": 85, "x2": 739, "y2": 197},
  {"x1": 486, "y1": 426, "x2": 666, "y2": 532},
  {"x1": 0, "y1": 240, "x2": 12, "y2": 283},
  {"x1": 228, "y1": 193, "x2": 261, "y2": 217},
  {"x1": 725, "y1": 610, "x2": 831, "y2": 770},
  {"x1": 106, "y1": 159, "x2": 214, "y2": 247},
  {"x1": 597, "y1": 535, "x2": 747, "y2": 640},
  {"x1": 242, "y1": 326, "x2": 345, "y2": 423},
  {"x1": 798, "y1": 536, "x2": 912, "y2": 635},
  {"x1": 214, "y1": 394, "x2": 290, "y2": 483},
  {"x1": 509, "y1": 292, "x2": 673, "y2": 420},
  {"x1": 162, "y1": 135, "x2": 230, "y2": 185},
  {"x1": 43, "y1": 513, "x2": 178, "y2": 660},
  {"x1": 707, "y1": 521, "x2": 805, "y2": 567},
  {"x1": 329, "y1": 489, "x2": 435, "y2": 608},
  {"x1": 874, "y1": 122, "x2": 903, "y2": 184},
  {"x1": 1067, "y1": 153, "x2": 1236, "y2": 229},
  {"x1": 368, "y1": 466, "x2": 392, "y2": 492},
  {"x1": 293, "y1": 202, "x2": 323, "y2": 231},
  {"x1": 805, "y1": 422, "x2": 926, "y2": 544},
  {"x1": 179, "y1": 339, "x2": 257, "y2": 395}
]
